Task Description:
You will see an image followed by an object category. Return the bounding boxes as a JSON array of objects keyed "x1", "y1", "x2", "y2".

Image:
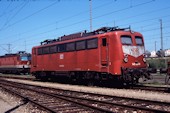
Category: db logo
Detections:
[{"x1": 131, "y1": 48, "x2": 139, "y2": 54}]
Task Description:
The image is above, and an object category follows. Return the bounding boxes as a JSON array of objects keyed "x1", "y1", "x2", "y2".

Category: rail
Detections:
[{"x1": 0, "y1": 79, "x2": 170, "y2": 112}]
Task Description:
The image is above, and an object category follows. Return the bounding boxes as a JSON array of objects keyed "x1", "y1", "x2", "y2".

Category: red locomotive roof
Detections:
[
  {"x1": 0, "y1": 53, "x2": 18, "y2": 58},
  {"x1": 35, "y1": 26, "x2": 135, "y2": 48},
  {"x1": 59, "y1": 26, "x2": 133, "y2": 41},
  {"x1": 0, "y1": 51, "x2": 30, "y2": 58}
]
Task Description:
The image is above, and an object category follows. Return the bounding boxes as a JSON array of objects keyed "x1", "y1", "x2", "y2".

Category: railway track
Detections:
[
  {"x1": 1, "y1": 74, "x2": 170, "y2": 93},
  {"x1": 0, "y1": 74, "x2": 34, "y2": 80},
  {"x1": 0, "y1": 79, "x2": 170, "y2": 113},
  {"x1": 131, "y1": 84, "x2": 170, "y2": 93}
]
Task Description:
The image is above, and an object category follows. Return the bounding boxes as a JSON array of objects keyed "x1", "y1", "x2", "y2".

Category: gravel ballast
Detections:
[
  {"x1": 0, "y1": 88, "x2": 24, "y2": 113},
  {"x1": 0, "y1": 87, "x2": 48, "y2": 113},
  {"x1": 0, "y1": 95, "x2": 17, "y2": 113}
]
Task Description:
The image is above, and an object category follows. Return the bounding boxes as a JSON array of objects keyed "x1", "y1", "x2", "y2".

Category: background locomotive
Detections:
[
  {"x1": 0, "y1": 51, "x2": 31, "y2": 74},
  {"x1": 31, "y1": 27, "x2": 150, "y2": 85}
]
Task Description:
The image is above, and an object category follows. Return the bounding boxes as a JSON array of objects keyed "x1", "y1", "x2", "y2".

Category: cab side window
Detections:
[
  {"x1": 135, "y1": 36, "x2": 143, "y2": 45},
  {"x1": 121, "y1": 35, "x2": 132, "y2": 45}
]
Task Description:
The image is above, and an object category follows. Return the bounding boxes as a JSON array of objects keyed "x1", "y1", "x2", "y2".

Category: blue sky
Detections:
[{"x1": 0, "y1": 0, "x2": 170, "y2": 55}]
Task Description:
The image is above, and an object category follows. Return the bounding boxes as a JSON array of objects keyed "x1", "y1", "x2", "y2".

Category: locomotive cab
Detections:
[
  {"x1": 19, "y1": 52, "x2": 31, "y2": 63},
  {"x1": 118, "y1": 32, "x2": 150, "y2": 84},
  {"x1": 18, "y1": 51, "x2": 31, "y2": 74},
  {"x1": 0, "y1": 51, "x2": 31, "y2": 74}
]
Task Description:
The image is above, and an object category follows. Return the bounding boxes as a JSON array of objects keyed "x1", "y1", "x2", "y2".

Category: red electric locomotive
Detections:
[
  {"x1": 0, "y1": 51, "x2": 31, "y2": 74},
  {"x1": 31, "y1": 27, "x2": 150, "y2": 84}
]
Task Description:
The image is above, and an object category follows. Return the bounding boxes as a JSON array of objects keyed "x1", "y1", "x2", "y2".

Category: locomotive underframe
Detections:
[
  {"x1": 121, "y1": 67, "x2": 150, "y2": 84},
  {"x1": 32, "y1": 68, "x2": 150, "y2": 85},
  {"x1": 0, "y1": 67, "x2": 30, "y2": 74}
]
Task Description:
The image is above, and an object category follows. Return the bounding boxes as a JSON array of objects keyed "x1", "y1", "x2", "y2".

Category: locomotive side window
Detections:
[
  {"x1": 43, "y1": 47, "x2": 50, "y2": 54},
  {"x1": 121, "y1": 36, "x2": 132, "y2": 45},
  {"x1": 66, "y1": 42, "x2": 75, "y2": 51},
  {"x1": 76, "y1": 40, "x2": 86, "y2": 50},
  {"x1": 58, "y1": 44, "x2": 66, "y2": 52},
  {"x1": 87, "y1": 38, "x2": 98, "y2": 49},
  {"x1": 38, "y1": 48, "x2": 43, "y2": 55},
  {"x1": 135, "y1": 36, "x2": 143, "y2": 45},
  {"x1": 50, "y1": 45, "x2": 57, "y2": 53},
  {"x1": 102, "y1": 38, "x2": 107, "y2": 46}
]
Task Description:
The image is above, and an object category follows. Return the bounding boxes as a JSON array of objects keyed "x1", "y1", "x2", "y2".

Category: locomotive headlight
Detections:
[
  {"x1": 143, "y1": 57, "x2": 146, "y2": 63},
  {"x1": 123, "y1": 54, "x2": 128, "y2": 63},
  {"x1": 124, "y1": 57, "x2": 128, "y2": 63}
]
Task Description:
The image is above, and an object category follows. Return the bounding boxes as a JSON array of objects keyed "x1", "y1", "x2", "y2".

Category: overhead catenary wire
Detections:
[
  {"x1": 10, "y1": 21, "x2": 170, "y2": 50},
  {"x1": 105, "y1": 6, "x2": 170, "y2": 28},
  {"x1": 0, "y1": 1, "x2": 29, "y2": 31},
  {"x1": 0, "y1": 1, "x2": 12, "y2": 18},
  {"x1": 0, "y1": 0, "x2": 59, "y2": 32},
  {"x1": 5, "y1": 26, "x2": 170, "y2": 52},
  {"x1": 1, "y1": 0, "x2": 153, "y2": 34},
  {"x1": 145, "y1": 31, "x2": 170, "y2": 40},
  {"x1": 2, "y1": 0, "x2": 156, "y2": 44},
  {"x1": 24, "y1": 25, "x2": 170, "y2": 43},
  {"x1": 0, "y1": 44, "x2": 12, "y2": 53},
  {"x1": 1, "y1": 0, "x2": 156, "y2": 44},
  {"x1": 10, "y1": 11, "x2": 170, "y2": 45},
  {"x1": 0, "y1": 1, "x2": 28, "y2": 19},
  {"x1": 1, "y1": 0, "x2": 170, "y2": 54},
  {"x1": 1, "y1": 0, "x2": 116, "y2": 40},
  {"x1": 15, "y1": 29, "x2": 170, "y2": 50}
]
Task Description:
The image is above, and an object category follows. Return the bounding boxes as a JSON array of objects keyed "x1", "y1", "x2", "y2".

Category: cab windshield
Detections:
[
  {"x1": 135, "y1": 36, "x2": 143, "y2": 45},
  {"x1": 20, "y1": 56, "x2": 31, "y2": 61},
  {"x1": 121, "y1": 35, "x2": 132, "y2": 45}
]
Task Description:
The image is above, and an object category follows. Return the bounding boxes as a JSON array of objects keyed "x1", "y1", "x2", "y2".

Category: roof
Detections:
[{"x1": 40, "y1": 26, "x2": 132, "y2": 45}]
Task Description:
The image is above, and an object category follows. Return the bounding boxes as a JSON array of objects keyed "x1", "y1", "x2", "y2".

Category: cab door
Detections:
[{"x1": 100, "y1": 37, "x2": 109, "y2": 68}]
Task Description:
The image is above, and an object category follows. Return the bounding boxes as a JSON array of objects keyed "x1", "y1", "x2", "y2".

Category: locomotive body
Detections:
[
  {"x1": 0, "y1": 51, "x2": 31, "y2": 74},
  {"x1": 31, "y1": 27, "x2": 149, "y2": 84}
]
